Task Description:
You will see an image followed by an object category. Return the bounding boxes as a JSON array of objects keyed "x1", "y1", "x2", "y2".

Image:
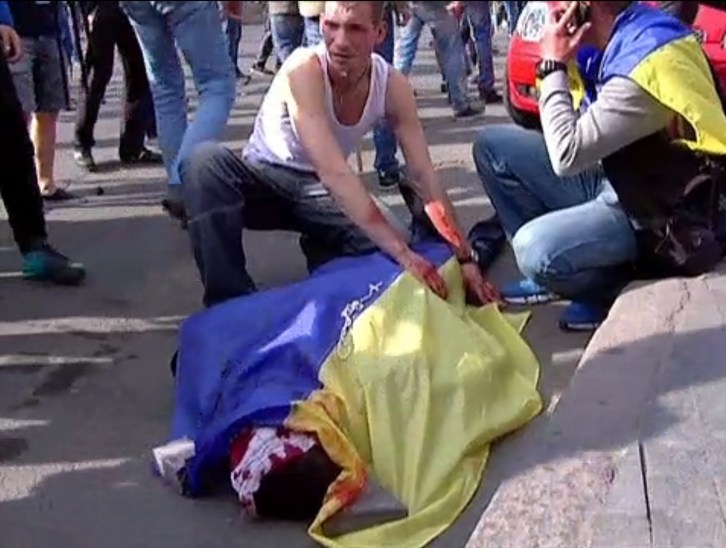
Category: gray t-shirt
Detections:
[{"x1": 538, "y1": 71, "x2": 675, "y2": 177}]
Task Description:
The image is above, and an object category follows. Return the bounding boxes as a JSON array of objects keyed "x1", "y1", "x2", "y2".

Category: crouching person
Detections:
[{"x1": 472, "y1": 1, "x2": 726, "y2": 331}]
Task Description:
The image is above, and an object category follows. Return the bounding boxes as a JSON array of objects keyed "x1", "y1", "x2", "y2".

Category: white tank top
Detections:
[{"x1": 243, "y1": 43, "x2": 390, "y2": 172}]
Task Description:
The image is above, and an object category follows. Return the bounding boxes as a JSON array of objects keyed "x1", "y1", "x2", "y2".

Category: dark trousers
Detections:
[
  {"x1": 74, "y1": 3, "x2": 154, "y2": 158},
  {"x1": 0, "y1": 50, "x2": 47, "y2": 253},
  {"x1": 181, "y1": 143, "x2": 439, "y2": 307}
]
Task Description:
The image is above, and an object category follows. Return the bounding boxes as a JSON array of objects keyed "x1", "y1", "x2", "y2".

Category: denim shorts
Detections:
[{"x1": 9, "y1": 36, "x2": 67, "y2": 114}]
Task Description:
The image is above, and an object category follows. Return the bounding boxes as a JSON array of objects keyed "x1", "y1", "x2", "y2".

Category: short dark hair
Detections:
[{"x1": 328, "y1": 1, "x2": 386, "y2": 24}]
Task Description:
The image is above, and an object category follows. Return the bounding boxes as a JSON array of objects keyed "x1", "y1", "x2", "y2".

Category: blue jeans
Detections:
[
  {"x1": 303, "y1": 16, "x2": 322, "y2": 47},
  {"x1": 373, "y1": 7, "x2": 399, "y2": 177},
  {"x1": 472, "y1": 125, "x2": 637, "y2": 300},
  {"x1": 180, "y1": 143, "x2": 436, "y2": 306},
  {"x1": 121, "y1": 1, "x2": 236, "y2": 187},
  {"x1": 224, "y1": 17, "x2": 242, "y2": 71},
  {"x1": 503, "y1": 1, "x2": 522, "y2": 36},
  {"x1": 395, "y1": 3, "x2": 470, "y2": 113},
  {"x1": 464, "y1": 1, "x2": 495, "y2": 92},
  {"x1": 270, "y1": 13, "x2": 304, "y2": 63}
]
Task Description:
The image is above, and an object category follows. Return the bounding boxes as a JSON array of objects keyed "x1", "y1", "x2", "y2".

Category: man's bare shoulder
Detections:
[{"x1": 279, "y1": 48, "x2": 324, "y2": 84}]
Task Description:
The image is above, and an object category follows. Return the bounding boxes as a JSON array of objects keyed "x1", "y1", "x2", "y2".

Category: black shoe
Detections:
[
  {"x1": 378, "y1": 171, "x2": 401, "y2": 190},
  {"x1": 161, "y1": 186, "x2": 188, "y2": 228},
  {"x1": 73, "y1": 148, "x2": 98, "y2": 172},
  {"x1": 479, "y1": 89, "x2": 503, "y2": 104},
  {"x1": 454, "y1": 104, "x2": 483, "y2": 118},
  {"x1": 440, "y1": 82, "x2": 448, "y2": 94},
  {"x1": 120, "y1": 148, "x2": 163, "y2": 165},
  {"x1": 468, "y1": 215, "x2": 506, "y2": 273}
]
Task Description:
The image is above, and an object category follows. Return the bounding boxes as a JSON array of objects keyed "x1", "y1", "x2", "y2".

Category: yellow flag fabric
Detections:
[
  {"x1": 629, "y1": 35, "x2": 726, "y2": 156},
  {"x1": 289, "y1": 257, "x2": 542, "y2": 547}
]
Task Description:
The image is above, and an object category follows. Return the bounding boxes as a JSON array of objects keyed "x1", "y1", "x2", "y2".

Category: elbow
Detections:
[{"x1": 549, "y1": 151, "x2": 579, "y2": 178}]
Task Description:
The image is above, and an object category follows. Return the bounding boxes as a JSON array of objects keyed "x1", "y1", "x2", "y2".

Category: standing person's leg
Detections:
[
  {"x1": 252, "y1": 15, "x2": 275, "y2": 73},
  {"x1": 115, "y1": 7, "x2": 162, "y2": 164},
  {"x1": 303, "y1": 16, "x2": 322, "y2": 47},
  {"x1": 122, "y1": 0, "x2": 235, "y2": 221},
  {"x1": 224, "y1": 17, "x2": 243, "y2": 76},
  {"x1": 415, "y1": 4, "x2": 479, "y2": 117},
  {"x1": 74, "y1": 6, "x2": 116, "y2": 171},
  {"x1": 30, "y1": 36, "x2": 69, "y2": 200},
  {"x1": 269, "y1": 13, "x2": 304, "y2": 64},
  {"x1": 503, "y1": 1, "x2": 521, "y2": 36},
  {"x1": 0, "y1": 49, "x2": 85, "y2": 285},
  {"x1": 373, "y1": 6, "x2": 400, "y2": 189},
  {"x1": 472, "y1": 125, "x2": 637, "y2": 329},
  {"x1": 465, "y1": 1, "x2": 501, "y2": 103},
  {"x1": 393, "y1": 13, "x2": 424, "y2": 76}
]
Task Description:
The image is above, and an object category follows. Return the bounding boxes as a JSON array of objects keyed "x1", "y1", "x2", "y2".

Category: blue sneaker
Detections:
[
  {"x1": 22, "y1": 244, "x2": 86, "y2": 286},
  {"x1": 559, "y1": 301, "x2": 610, "y2": 332},
  {"x1": 500, "y1": 279, "x2": 559, "y2": 305}
]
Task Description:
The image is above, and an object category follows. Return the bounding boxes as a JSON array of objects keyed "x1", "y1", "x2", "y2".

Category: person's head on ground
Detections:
[{"x1": 321, "y1": 1, "x2": 387, "y2": 78}]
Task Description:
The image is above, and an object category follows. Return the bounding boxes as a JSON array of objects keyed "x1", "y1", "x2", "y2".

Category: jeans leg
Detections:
[
  {"x1": 472, "y1": 124, "x2": 637, "y2": 300},
  {"x1": 303, "y1": 16, "x2": 322, "y2": 47},
  {"x1": 270, "y1": 14, "x2": 304, "y2": 64},
  {"x1": 394, "y1": 14, "x2": 424, "y2": 75},
  {"x1": 465, "y1": 1, "x2": 495, "y2": 92},
  {"x1": 415, "y1": 5, "x2": 470, "y2": 112},
  {"x1": 168, "y1": 2, "x2": 236, "y2": 187},
  {"x1": 122, "y1": 1, "x2": 187, "y2": 185},
  {"x1": 225, "y1": 18, "x2": 242, "y2": 70},
  {"x1": 373, "y1": 8, "x2": 399, "y2": 176},
  {"x1": 503, "y1": 1, "x2": 521, "y2": 36}
]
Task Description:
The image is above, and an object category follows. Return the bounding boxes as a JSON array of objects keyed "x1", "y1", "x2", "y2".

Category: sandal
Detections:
[{"x1": 42, "y1": 188, "x2": 75, "y2": 201}]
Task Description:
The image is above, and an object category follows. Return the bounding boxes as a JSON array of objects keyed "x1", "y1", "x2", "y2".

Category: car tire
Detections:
[{"x1": 504, "y1": 70, "x2": 542, "y2": 131}]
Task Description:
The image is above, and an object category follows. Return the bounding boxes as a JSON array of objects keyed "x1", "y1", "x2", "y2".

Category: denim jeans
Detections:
[
  {"x1": 472, "y1": 125, "x2": 637, "y2": 301},
  {"x1": 372, "y1": 7, "x2": 399, "y2": 177},
  {"x1": 464, "y1": 1, "x2": 495, "y2": 92},
  {"x1": 270, "y1": 13, "x2": 304, "y2": 63},
  {"x1": 180, "y1": 143, "x2": 434, "y2": 306},
  {"x1": 121, "y1": 1, "x2": 236, "y2": 187},
  {"x1": 395, "y1": 3, "x2": 470, "y2": 113},
  {"x1": 503, "y1": 1, "x2": 522, "y2": 36},
  {"x1": 303, "y1": 16, "x2": 322, "y2": 47},
  {"x1": 224, "y1": 17, "x2": 242, "y2": 71}
]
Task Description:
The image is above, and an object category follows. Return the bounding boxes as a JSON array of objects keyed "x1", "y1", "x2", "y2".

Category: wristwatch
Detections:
[
  {"x1": 536, "y1": 59, "x2": 567, "y2": 80},
  {"x1": 457, "y1": 247, "x2": 480, "y2": 266}
]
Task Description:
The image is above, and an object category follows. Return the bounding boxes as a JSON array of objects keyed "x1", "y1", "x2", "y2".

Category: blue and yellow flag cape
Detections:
[
  {"x1": 170, "y1": 242, "x2": 542, "y2": 547},
  {"x1": 565, "y1": 3, "x2": 726, "y2": 155}
]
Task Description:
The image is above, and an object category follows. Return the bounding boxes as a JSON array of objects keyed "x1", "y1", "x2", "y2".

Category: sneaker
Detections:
[
  {"x1": 378, "y1": 171, "x2": 400, "y2": 190},
  {"x1": 500, "y1": 279, "x2": 559, "y2": 305},
  {"x1": 558, "y1": 301, "x2": 610, "y2": 332},
  {"x1": 440, "y1": 82, "x2": 448, "y2": 94},
  {"x1": 22, "y1": 243, "x2": 86, "y2": 286},
  {"x1": 73, "y1": 148, "x2": 97, "y2": 172}
]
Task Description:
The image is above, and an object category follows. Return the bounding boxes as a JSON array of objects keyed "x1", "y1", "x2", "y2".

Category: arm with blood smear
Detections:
[
  {"x1": 285, "y1": 55, "x2": 448, "y2": 299},
  {"x1": 385, "y1": 72, "x2": 471, "y2": 258}
]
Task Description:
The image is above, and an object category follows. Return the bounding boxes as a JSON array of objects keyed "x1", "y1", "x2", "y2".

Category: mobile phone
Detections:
[{"x1": 572, "y1": 1, "x2": 591, "y2": 28}]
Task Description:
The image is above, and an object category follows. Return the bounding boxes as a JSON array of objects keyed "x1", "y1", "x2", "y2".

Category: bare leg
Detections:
[{"x1": 30, "y1": 111, "x2": 59, "y2": 195}]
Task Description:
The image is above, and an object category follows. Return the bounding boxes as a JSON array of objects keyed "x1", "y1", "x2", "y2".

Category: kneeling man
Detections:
[{"x1": 182, "y1": 1, "x2": 499, "y2": 307}]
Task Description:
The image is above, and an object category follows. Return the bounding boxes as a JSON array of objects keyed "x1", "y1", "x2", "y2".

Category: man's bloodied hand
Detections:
[
  {"x1": 398, "y1": 249, "x2": 448, "y2": 300},
  {"x1": 460, "y1": 262, "x2": 502, "y2": 305}
]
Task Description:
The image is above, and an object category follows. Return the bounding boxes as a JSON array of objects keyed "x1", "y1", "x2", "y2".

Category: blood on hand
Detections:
[{"x1": 424, "y1": 201, "x2": 464, "y2": 250}]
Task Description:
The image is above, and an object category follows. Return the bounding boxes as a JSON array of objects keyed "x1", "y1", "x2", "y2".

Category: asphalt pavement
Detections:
[{"x1": 0, "y1": 24, "x2": 590, "y2": 548}]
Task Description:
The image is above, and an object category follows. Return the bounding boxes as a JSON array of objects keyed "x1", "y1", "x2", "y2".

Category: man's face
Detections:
[{"x1": 322, "y1": 2, "x2": 385, "y2": 75}]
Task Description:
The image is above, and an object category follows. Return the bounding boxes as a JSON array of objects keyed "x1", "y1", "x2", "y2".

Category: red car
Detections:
[{"x1": 505, "y1": 1, "x2": 726, "y2": 128}]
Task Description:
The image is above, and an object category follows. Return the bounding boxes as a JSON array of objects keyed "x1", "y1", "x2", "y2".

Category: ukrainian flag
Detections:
[
  {"x1": 599, "y1": 2, "x2": 726, "y2": 156},
  {"x1": 169, "y1": 242, "x2": 542, "y2": 547}
]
